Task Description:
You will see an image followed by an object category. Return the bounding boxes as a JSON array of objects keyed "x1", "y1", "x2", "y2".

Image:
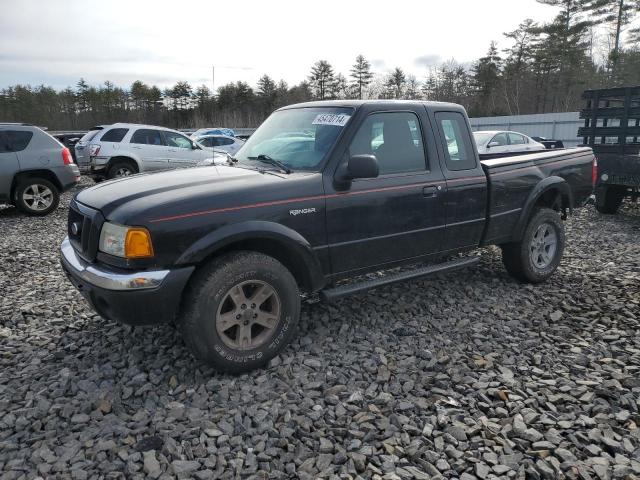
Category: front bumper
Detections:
[{"x1": 60, "y1": 237, "x2": 194, "y2": 325}]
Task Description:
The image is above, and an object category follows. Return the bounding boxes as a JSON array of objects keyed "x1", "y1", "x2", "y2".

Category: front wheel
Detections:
[
  {"x1": 501, "y1": 208, "x2": 565, "y2": 283},
  {"x1": 15, "y1": 178, "x2": 60, "y2": 216},
  {"x1": 180, "y1": 251, "x2": 301, "y2": 373}
]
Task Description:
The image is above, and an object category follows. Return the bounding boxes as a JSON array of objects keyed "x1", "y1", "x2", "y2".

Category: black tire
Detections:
[
  {"x1": 107, "y1": 160, "x2": 137, "y2": 179},
  {"x1": 501, "y1": 208, "x2": 565, "y2": 284},
  {"x1": 595, "y1": 186, "x2": 625, "y2": 214},
  {"x1": 14, "y1": 178, "x2": 60, "y2": 216},
  {"x1": 180, "y1": 251, "x2": 301, "y2": 373}
]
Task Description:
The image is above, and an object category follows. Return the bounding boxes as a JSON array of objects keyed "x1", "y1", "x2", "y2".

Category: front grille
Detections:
[{"x1": 68, "y1": 199, "x2": 104, "y2": 262}]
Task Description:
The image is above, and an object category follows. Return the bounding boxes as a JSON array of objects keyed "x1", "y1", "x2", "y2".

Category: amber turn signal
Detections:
[{"x1": 124, "y1": 228, "x2": 154, "y2": 258}]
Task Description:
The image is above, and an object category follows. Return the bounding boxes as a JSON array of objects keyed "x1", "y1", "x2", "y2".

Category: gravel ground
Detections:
[{"x1": 0, "y1": 181, "x2": 639, "y2": 480}]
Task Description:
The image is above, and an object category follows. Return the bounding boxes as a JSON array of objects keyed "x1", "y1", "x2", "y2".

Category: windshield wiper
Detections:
[{"x1": 248, "y1": 154, "x2": 292, "y2": 174}]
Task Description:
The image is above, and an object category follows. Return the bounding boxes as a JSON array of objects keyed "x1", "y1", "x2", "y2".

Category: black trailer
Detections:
[{"x1": 579, "y1": 86, "x2": 640, "y2": 213}]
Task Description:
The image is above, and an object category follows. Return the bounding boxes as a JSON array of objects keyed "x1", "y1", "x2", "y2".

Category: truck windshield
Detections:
[{"x1": 234, "y1": 107, "x2": 353, "y2": 171}]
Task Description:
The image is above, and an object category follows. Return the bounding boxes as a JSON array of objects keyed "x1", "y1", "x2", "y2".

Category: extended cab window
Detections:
[
  {"x1": 164, "y1": 131, "x2": 193, "y2": 149},
  {"x1": 131, "y1": 129, "x2": 164, "y2": 146},
  {"x1": 350, "y1": 112, "x2": 427, "y2": 175},
  {"x1": 101, "y1": 128, "x2": 128, "y2": 142},
  {"x1": 435, "y1": 112, "x2": 476, "y2": 171}
]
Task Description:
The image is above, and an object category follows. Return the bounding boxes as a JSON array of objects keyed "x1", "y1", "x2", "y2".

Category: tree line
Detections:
[{"x1": 1, "y1": 0, "x2": 638, "y2": 130}]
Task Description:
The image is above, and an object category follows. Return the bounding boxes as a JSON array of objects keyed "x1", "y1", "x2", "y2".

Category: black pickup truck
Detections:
[
  {"x1": 60, "y1": 100, "x2": 594, "y2": 372},
  {"x1": 579, "y1": 86, "x2": 640, "y2": 213}
]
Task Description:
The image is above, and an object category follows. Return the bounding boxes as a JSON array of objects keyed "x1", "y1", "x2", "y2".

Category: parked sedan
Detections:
[
  {"x1": 196, "y1": 134, "x2": 244, "y2": 155},
  {"x1": 473, "y1": 130, "x2": 546, "y2": 154}
]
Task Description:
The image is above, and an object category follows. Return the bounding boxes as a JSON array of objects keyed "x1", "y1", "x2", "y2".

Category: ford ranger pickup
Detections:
[{"x1": 60, "y1": 100, "x2": 595, "y2": 372}]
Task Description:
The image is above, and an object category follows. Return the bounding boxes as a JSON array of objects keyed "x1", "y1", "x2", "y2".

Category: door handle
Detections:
[{"x1": 422, "y1": 185, "x2": 441, "y2": 197}]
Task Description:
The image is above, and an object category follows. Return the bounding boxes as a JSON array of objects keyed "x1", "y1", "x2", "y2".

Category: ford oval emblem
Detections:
[{"x1": 71, "y1": 222, "x2": 81, "y2": 235}]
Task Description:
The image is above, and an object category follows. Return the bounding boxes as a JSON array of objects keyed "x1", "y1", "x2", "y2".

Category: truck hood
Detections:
[{"x1": 75, "y1": 165, "x2": 293, "y2": 223}]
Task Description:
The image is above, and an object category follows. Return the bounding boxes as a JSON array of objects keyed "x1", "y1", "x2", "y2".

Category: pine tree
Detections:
[
  {"x1": 349, "y1": 55, "x2": 373, "y2": 99},
  {"x1": 472, "y1": 42, "x2": 503, "y2": 115},
  {"x1": 586, "y1": 0, "x2": 640, "y2": 76},
  {"x1": 308, "y1": 61, "x2": 335, "y2": 100},
  {"x1": 385, "y1": 68, "x2": 406, "y2": 99},
  {"x1": 404, "y1": 75, "x2": 421, "y2": 100}
]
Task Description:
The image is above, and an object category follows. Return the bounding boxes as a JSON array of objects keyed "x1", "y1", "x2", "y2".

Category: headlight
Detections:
[{"x1": 99, "y1": 222, "x2": 154, "y2": 258}]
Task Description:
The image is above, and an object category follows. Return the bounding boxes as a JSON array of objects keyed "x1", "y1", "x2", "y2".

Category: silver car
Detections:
[
  {"x1": 0, "y1": 123, "x2": 80, "y2": 215},
  {"x1": 195, "y1": 134, "x2": 244, "y2": 156},
  {"x1": 473, "y1": 130, "x2": 547, "y2": 154},
  {"x1": 75, "y1": 123, "x2": 217, "y2": 179}
]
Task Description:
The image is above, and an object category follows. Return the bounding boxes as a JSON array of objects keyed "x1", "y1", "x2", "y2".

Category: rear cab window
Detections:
[
  {"x1": 100, "y1": 128, "x2": 129, "y2": 143},
  {"x1": 435, "y1": 111, "x2": 476, "y2": 171},
  {"x1": 130, "y1": 129, "x2": 164, "y2": 145}
]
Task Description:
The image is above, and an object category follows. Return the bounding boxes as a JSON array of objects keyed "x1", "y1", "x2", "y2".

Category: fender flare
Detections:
[
  {"x1": 175, "y1": 220, "x2": 326, "y2": 291},
  {"x1": 512, "y1": 176, "x2": 573, "y2": 242}
]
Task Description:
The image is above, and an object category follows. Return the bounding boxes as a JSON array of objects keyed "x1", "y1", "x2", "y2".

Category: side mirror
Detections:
[
  {"x1": 192, "y1": 142, "x2": 200, "y2": 150},
  {"x1": 336, "y1": 154, "x2": 379, "y2": 185},
  {"x1": 487, "y1": 141, "x2": 500, "y2": 148}
]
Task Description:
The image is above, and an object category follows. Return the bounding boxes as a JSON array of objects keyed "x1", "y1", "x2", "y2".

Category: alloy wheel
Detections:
[{"x1": 215, "y1": 280, "x2": 281, "y2": 350}]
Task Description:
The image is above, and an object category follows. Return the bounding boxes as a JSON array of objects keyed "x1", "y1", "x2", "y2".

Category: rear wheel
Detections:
[
  {"x1": 107, "y1": 160, "x2": 137, "y2": 179},
  {"x1": 595, "y1": 186, "x2": 625, "y2": 214},
  {"x1": 501, "y1": 208, "x2": 565, "y2": 283},
  {"x1": 180, "y1": 251, "x2": 300, "y2": 373},
  {"x1": 15, "y1": 178, "x2": 60, "y2": 216}
]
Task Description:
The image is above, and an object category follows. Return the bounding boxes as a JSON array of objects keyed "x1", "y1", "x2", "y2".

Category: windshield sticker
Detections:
[{"x1": 312, "y1": 113, "x2": 351, "y2": 127}]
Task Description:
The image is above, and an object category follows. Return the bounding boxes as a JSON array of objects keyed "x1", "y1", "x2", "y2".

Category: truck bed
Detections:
[{"x1": 481, "y1": 147, "x2": 594, "y2": 245}]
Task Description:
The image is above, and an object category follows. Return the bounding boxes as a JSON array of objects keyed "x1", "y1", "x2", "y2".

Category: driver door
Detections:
[{"x1": 325, "y1": 108, "x2": 447, "y2": 275}]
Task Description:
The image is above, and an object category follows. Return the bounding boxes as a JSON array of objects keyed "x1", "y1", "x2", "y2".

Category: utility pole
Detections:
[{"x1": 211, "y1": 65, "x2": 216, "y2": 122}]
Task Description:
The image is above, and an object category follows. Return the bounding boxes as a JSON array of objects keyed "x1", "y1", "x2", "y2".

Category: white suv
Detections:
[{"x1": 76, "y1": 123, "x2": 217, "y2": 179}]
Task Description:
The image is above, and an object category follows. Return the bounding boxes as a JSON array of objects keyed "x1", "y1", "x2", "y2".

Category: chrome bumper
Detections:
[{"x1": 60, "y1": 237, "x2": 169, "y2": 291}]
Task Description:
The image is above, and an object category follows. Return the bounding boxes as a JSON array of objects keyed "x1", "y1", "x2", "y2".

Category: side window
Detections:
[
  {"x1": 164, "y1": 132, "x2": 193, "y2": 149},
  {"x1": 435, "y1": 112, "x2": 476, "y2": 171},
  {"x1": 130, "y1": 129, "x2": 163, "y2": 146},
  {"x1": 508, "y1": 133, "x2": 526, "y2": 145},
  {"x1": 101, "y1": 128, "x2": 129, "y2": 143},
  {"x1": 199, "y1": 138, "x2": 213, "y2": 147},
  {"x1": 491, "y1": 133, "x2": 508, "y2": 146},
  {"x1": 349, "y1": 111, "x2": 427, "y2": 175},
  {"x1": 4, "y1": 131, "x2": 34, "y2": 152},
  {"x1": 219, "y1": 137, "x2": 235, "y2": 146}
]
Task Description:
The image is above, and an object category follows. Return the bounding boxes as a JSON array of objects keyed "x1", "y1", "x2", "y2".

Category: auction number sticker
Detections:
[{"x1": 312, "y1": 113, "x2": 351, "y2": 127}]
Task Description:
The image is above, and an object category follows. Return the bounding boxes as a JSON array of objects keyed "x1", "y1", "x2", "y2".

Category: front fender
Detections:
[
  {"x1": 176, "y1": 221, "x2": 326, "y2": 291},
  {"x1": 512, "y1": 176, "x2": 572, "y2": 242}
]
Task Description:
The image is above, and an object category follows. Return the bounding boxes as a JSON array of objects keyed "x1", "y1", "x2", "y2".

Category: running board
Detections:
[{"x1": 320, "y1": 256, "x2": 480, "y2": 303}]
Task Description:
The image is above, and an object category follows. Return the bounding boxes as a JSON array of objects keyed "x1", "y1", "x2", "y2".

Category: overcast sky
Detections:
[{"x1": 0, "y1": 0, "x2": 561, "y2": 91}]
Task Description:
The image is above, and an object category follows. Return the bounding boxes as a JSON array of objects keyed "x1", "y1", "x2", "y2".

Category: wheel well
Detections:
[
  {"x1": 108, "y1": 156, "x2": 139, "y2": 173},
  {"x1": 203, "y1": 238, "x2": 315, "y2": 293},
  {"x1": 534, "y1": 188, "x2": 570, "y2": 219},
  {"x1": 11, "y1": 170, "x2": 62, "y2": 201}
]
